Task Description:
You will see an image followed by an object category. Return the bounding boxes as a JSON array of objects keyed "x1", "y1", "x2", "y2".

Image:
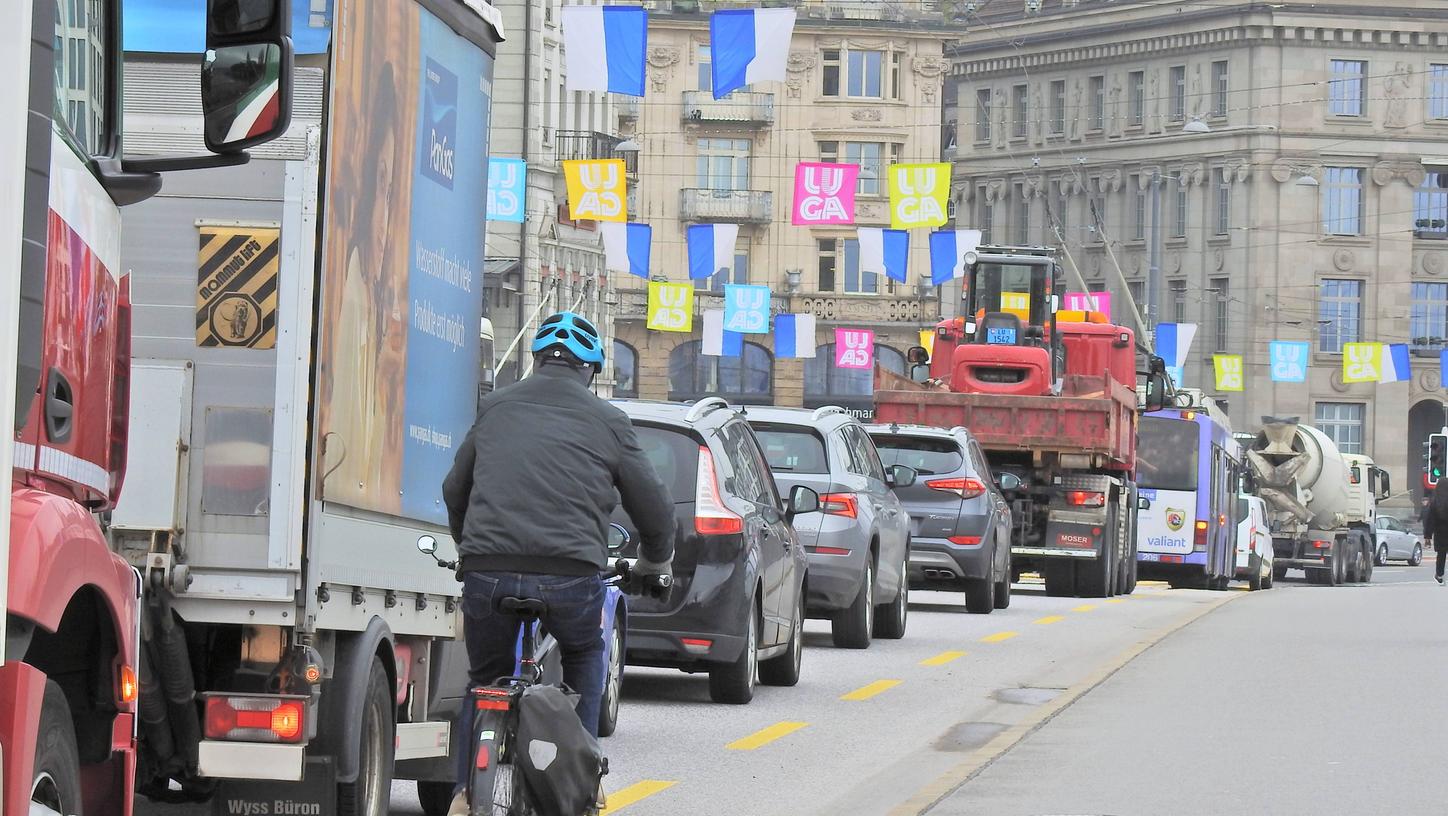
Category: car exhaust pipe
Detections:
[{"x1": 924, "y1": 568, "x2": 955, "y2": 579}]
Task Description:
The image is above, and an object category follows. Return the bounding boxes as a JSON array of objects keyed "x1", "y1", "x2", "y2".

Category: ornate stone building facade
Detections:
[
  {"x1": 611, "y1": 1, "x2": 955, "y2": 418},
  {"x1": 945, "y1": 0, "x2": 1448, "y2": 505}
]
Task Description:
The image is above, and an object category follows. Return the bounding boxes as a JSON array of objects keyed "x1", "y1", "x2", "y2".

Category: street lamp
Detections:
[
  {"x1": 785, "y1": 269, "x2": 802, "y2": 293},
  {"x1": 1182, "y1": 117, "x2": 1211, "y2": 134}
]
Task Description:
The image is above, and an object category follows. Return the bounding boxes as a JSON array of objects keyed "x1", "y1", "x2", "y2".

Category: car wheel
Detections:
[
  {"x1": 1262, "y1": 560, "x2": 1274, "y2": 589},
  {"x1": 832, "y1": 558, "x2": 875, "y2": 648},
  {"x1": 597, "y1": 615, "x2": 625, "y2": 737},
  {"x1": 993, "y1": 557, "x2": 1012, "y2": 609},
  {"x1": 32, "y1": 680, "x2": 82, "y2": 816},
  {"x1": 760, "y1": 592, "x2": 804, "y2": 686},
  {"x1": 1410, "y1": 543, "x2": 1424, "y2": 567},
  {"x1": 1248, "y1": 554, "x2": 1263, "y2": 591},
  {"x1": 1376, "y1": 544, "x2": 1389, "y2": 567},
  {"x1": 873, "y1": 555, "x2": 909, "y2": 640},
  {"x1": 709, "y1": 601, "x2": 757, "y2": 704}
]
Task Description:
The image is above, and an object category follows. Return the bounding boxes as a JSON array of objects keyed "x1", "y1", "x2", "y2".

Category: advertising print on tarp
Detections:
[
  {"x1": 196, "y1": 225, "x2": 280, "y2": 349},
  {"x1": 835, "y1": 328, "x2": 875, "y2": 370},
  {"x1": 792, "y1": 162, "x2": 859, "y2": 226},
  {"x1": 317, "y1": 0, "x2": 492, "y2": 524}
]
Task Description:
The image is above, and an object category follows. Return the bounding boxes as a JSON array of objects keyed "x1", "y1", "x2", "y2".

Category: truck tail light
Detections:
[
  {"x1": 1066, "y1": 491, "x2": 1106, "y2": 507},
  {"x1": 927, "y1": 478, "x2": 986, "y2": 499},
  {"x1": 203, "y1": 695, "x2": 306, "y2": 744},
  {"x1": 695, "y1": 447, "x2": 744, "y2": 535},
  {"x1": 1194, "y1": 520, "x2": 1209, "y2": 552},
  {"x1": 1312, "y1": 539, "x2": 1332, "y2": 549},
  {"x1": 819, "y1": 493, "x2": 859, "y2": 518},
  {"x1": 119, "y1": 665, "x2": 138, "y2": 704}
]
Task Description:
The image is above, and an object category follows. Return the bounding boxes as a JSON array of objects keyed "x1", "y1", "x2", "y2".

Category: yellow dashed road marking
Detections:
[
  {"x1": 602, "y1": 780, "x2": 678, "y2": 814},
  {"x1": 726, "y1": 721, "x2": 808, "y2": 751},
  {"x1": 841, "y1": 679, "x2": 903, "y2": 701},
  {"x1": 920, "y1": 650, "x2": 967, "y2": 666},
  {"x1": 1073, "y1": 604, "x2": 1097, "y2": 612},
  {"x1": 981, "y1": 631, "x2": 1019, "y2": 643},
  {"x1": 1034, "y1": 615, "x2": 1065, "y2": 625}
]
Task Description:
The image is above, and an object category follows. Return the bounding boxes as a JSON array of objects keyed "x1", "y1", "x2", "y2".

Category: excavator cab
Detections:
[{"x1": 955, "y1": 246, "x2": 1062, "y2": 396}]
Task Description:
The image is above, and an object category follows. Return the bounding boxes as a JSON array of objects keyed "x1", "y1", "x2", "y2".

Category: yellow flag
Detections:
[
  {"x1": 888, "y1": 162, "x2": 951, "y2": 229},
  {"x1": 562, "y1": 159, "x2": 627, "y2": 222},
  {"x1": 646, "y1": 282, "x2": 694, "y2": 332},
  {"x1": 919, "y1": 329, "x2": 936, "y2": 358},
  {"x1": 1000, "y1": 292, "x2": 1031, "y2": 321},
  {"x1": 1213, "y1": 354, "x2": 1244, "y2": 392},
  {"x1": 1341, "y1": 342, "x2": 1382, "y2": 383}
]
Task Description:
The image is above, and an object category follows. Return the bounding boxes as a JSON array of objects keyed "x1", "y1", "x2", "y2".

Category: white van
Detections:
[{"x1": 1235, "y1": 494, "x2": 1274, "y2": 590}]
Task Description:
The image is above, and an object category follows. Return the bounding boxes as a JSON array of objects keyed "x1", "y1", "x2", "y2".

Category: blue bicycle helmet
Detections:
[{"x1": 530, "y1": 311, "x2": 606, "y2": 371}]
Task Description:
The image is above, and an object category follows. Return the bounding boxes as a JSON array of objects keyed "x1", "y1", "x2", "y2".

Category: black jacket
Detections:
[{"x1": 442, "y1": 364, "x2": 676, "y2": 576}]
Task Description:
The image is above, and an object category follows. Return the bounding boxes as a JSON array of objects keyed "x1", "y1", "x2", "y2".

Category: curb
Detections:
[{"x1": 887, "y1": 591, "x2": 1241, "y2": 816}]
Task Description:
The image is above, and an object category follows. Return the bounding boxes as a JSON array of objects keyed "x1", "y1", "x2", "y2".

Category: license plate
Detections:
[{"x1": 987, "y1": 327, "x2": 1017, "y2": 345}]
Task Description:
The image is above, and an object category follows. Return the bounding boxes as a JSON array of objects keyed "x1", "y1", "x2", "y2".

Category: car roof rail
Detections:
[
  {"x1": 811, "y1": 405, "x2": 849, "y2": 422},
  {"x1": 685, "y1": 396, "x2": 732, "y2": 423}
]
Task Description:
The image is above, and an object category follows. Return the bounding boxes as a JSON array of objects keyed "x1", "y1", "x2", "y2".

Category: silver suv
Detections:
[{"x1": 745, "y1": 406, "x2": 916, "y2": 649}]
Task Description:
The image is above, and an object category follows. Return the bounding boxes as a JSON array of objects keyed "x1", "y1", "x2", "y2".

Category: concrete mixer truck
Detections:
[{"x1": 1245, "y1": 418, "x2": 1389, "y2": 586}]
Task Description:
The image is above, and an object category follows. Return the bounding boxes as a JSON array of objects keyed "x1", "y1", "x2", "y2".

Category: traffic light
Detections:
[{"x1": 1429, "y1": 433, "x2": 1447, "y2": 487}]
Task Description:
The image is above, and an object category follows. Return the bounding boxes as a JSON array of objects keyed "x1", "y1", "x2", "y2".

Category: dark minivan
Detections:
[{"x1": 611, "y1": 398, "x2": 818, "y2": 704}]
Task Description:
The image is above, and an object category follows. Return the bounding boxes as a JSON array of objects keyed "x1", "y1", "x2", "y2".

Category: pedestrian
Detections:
[{"x1": 1426, "y1": 486, "x2": 1448, "y2": 584}]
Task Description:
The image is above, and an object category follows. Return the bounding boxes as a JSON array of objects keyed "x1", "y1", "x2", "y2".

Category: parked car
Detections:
[
  {"x1": 746, "y1": 406, "x2": 915, "y2": 648},
  {"x1": 609, "y1": 398, "x2": 818, "y2": 704},
  {"x1": 1235, "y1": 494, "x2": 1274, "y2": 590},
  {"x1": 1375, "y1": 514, "x2": 1424, "y2": 566},
  {"x1": 865, "y1": 423, "x2": 1015, "y2": 614}
]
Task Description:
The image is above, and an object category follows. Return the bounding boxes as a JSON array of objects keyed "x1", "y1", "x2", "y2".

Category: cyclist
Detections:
[{"x1": 441, "y1": 311, "x2": 676, "y2": 812}]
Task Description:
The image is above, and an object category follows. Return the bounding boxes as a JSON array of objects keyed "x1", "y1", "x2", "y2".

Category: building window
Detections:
[
  {"x1": 1128, "y1": 71, "x2": 1145, "y2": 127},
  {"x1": 1013, "y1": 185, "x2": 1031, "y2": 245},
  {"x1": 668, "y1": 341, "x2": 774, "y2": 404},
  {"x1": 1211, "y1": 277, "x2": 1229, "y2": 351},
  {"x1": 823, "y1": 48, "x2": 889, "y2": 99},
  {"x1": 977, "y1": 185, "x2": 994, "y2": 244},
  {"x1": 1330, "y1": 59, "x2": 1366, "y2": 117},
  {"x1": 612, "y1": 340, "x2": 638, "y2": 398},
  {"x1": 890, "y1": 52, "x2": 904, "y2": 100},
  {"x1": 1049, "y1": 79, "x2": 1066, "y2": 136},
  {"x1": 817, "y1": 238, "x2": 838, "y2": 292},
  {"x1": 1171, "y1": 177, "x2": 1188, "y2": 239},
  {"x1": 1411, "y1": 282, "x2": 1448, "y2": 351},
  {"x1": 1086, "y1": 178, "x2": 1106, "y2": 244},
  {"x1": 975, "y1": 88, "x2": 992, "y2": 143},
  {"x1": 697, "y1": 44, "x2": 712, "y2": 92},
  {"x1": 805, "y1": 346, "x2": 906, "y2": 402},
  {"x1": 542, "y1": 69, "x2": 554, "y2": 142},
  {"x1": 1214, "y1": 168, "x2": 1231, "y2": 236},
  {"x1": 1415, "y1": 170, "x2": 1448, "y2": 238},
  {"x1": 1315, "y1": 403, "x2": 1365, "y2": 455},
  {"x1": 1211, "y1": 61, "x2": 1229, "y2": 117},
  {"x1": 697, "y1": 138, "x2": 750, "y2": 191},
  {"x1": 848, "y1": 142, "x2": 884, "y2": 195},
  {"x1": 709, "y1": 249, "x2": 750, "y2": 292},
  {"x1": 1088, "y1": 75, "x2": 1105, "y2": 131},
  {"x1": 1169, "y1": 279, "x2": 1186, "y2": 323},
  {"x1": 822, "y1": 49, "x2": 841, "y2": 96},
  {"x1": 54, "y1": 0, "x2": 108, "y2": 156},
  {"x1": 1432, "y1": 64, "x2": 1448, "y2": 120},
  {"x1": 841, "y1": 238, "x2": 879, "y2": 295},
  {"x1": 1130, "y1": 174, "x2": 1146, "y2": 241},
  {"x1": 1127, "y1": 280, "x2": 1144, "y2": 309},
  {"x1": 1323, "y1": 167, "x2": 1363, "y2": 236},
  {"x1": 1012, "y1": 84, "x2": 1028, "y2": 139},
  {"x1": 1169, "y1": 65, "x2": 1186, "y2": 122},
  {"x1": 1318, "y1": 279, "x2": 1362, "y2": 353}
]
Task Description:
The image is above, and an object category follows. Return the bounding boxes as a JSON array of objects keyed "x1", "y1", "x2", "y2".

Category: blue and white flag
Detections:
[
  {"x1": 1441, "y1": 350, "x2": 1448, "y2": 389},
  {"x1": 1379, "y1": 343, "x2": 1411, "y2": 383},
  {"x1": 562, "y1": 5, "x2": 648, "y2": 97},
  {"x1": 928, "y1": 229, "x2": 983, "y2": 285},
  {"x1": 1268, "y1": 341, "x2": 1309, "y2": 383},
  {"x1": 709, "y1": 8, "x2": 797, "y2": 99},
  {"x1": 774, "y1": 314, "x2": 816, "y2": 358},
  {"x1": 687, "y1": 223, "x2": 740, "y2": 280},
  {"x1": 1155, "y1": 322, "x2": 1197, "y2": 387},
  {"x1": 601, "y1": 222, "x2": 652, "y2": 279},
  {"x1": 858, "y1": 228, "x2": 910, "y2": 284},
  {"x1": 702, "y1": 310, "x2": 743, "y2": 357}
]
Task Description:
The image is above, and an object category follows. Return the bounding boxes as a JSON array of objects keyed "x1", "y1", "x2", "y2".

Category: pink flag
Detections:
[
  {"x1": 1063, "y1": 291, "x2": 1112, "y2": 319},
  {"x1": 792, "y1": 162, "x2": 860, "y2": 226},
  {"x1": 835, "y1": 328, "x2": 874, "y2": 369}
]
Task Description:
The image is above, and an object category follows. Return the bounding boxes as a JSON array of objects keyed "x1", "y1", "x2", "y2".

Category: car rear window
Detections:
[
  {"x1": 871, "y1": 435, "x2": 965, "y2": 476},
  {"x1": 634, "y1": 425, "x2": 700, "y2": 502},
  {"x1": 752, "y1": 426, "x2": 829, "y2": 474}
]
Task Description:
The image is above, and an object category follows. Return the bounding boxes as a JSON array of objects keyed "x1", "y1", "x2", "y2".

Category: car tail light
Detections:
[
  {"x1": 203, "y1": 695, "x2": 306, "y2": 744},
  {"x1": 681, "y1": 638, "x2": 713, "y2": 654},
  {"x1": 819, "y1": 493, "x2": 859, "y2": 518},
  {"x1": 947, "y1": 535, "x2": 982, "y2": 546},
  {"x1": 1194, "y1": 520, "x2": 1209, "y2": 551},
  {"x1": 695, "y1": 447, "x2": 744, "y2": 535},
  {"x1": 1066, "y1": 491, "x2": 1106, "y2": 507},
  {"x1": 927, "y1": 478, "x2": 986, "y2": 499}
]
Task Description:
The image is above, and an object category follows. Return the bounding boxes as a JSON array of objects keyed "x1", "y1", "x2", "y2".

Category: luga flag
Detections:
[
  {"x1": 646, "y1": 281, "x2": 693, "y2": 332},
  {"x1": 600, "y1": 222, "x2": 651, "y2": 279},
  {"x1": 702, "y1": 309, "x2": 743, "y2": 357},
  {"x1": 561, "y1": 5, "x2": 647, "y2": 96},
  {"x1": 687, "y1": 223, "x2": 740, "y2": 280},
  {"x1": 1000, "y1": 292, "x2": 1031, "y2": 321},
  {"x1": 709, "y1": 8, "x2": 797, "y2": 99},
  {"x1": 1342, "y1": 342, "x2": 1382, "y2": 383},
  {"x1": 858, "y1": 228, "x2": 909, "y2": 283},
  {"x1": 486, "y1": 158, "x2": 526, "y2": 223},
  {"x1": 929, "y1": 229, "x2": 982, "y2": 285},
  {"x1": 563, "y1": 159, "x2": 627, "y2": 222},
  {"x1": 792, "y1": 162, "x2": 859, "y2": 225},
  {"x1": 1063, "y1": 291, "x2": 1111, "y2": 318},
  {"x1": 1379, "y1": 343, "x2": 1410, "y2": 383},
  {"x1": 1269, "y1": 341, "x2": 1309, "y2": 383},
  {"x1": 723, "y1": 284, "x2": 771, "y2": 334},
  {"x1": 1213, "y1": 354, "x2": 1245, "y2": 392},
  {"x1": 889, "y1": 163, "x2": 951, "y2": 229},
  {"x1": 774, "y1": 314, "x2": 816, "y2": 358},
  {"x1": 835, "y1": 328, "x2": 874, "y2": 370}
]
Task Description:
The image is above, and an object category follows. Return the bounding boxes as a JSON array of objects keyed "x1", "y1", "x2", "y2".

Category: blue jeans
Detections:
[{"x1": 453, "y1": 571, "x2": 606, "y2": 792}]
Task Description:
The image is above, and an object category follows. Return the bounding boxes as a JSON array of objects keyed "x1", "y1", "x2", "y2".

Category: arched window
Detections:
[
  {"x1": 612, "y1": 340, "x2": 638, "y2": 398},
  {"x1": 668, "y1": 340, "x2": 774, "y2": 403},
  {"x1": 804, "y1": 345, "x2": 906, "y2": 399}
]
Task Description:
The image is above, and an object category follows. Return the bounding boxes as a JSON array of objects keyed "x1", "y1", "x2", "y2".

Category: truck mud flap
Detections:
[
  {"x1": 214, "y1": 757, "x2": 335, "y2": 816},
  {"x1": 1037, "y1": 518, "x2": 1101, "y2": 558}
]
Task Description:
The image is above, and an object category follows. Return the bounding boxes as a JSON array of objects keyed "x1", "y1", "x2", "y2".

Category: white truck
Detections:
[{"x1": 1246, "y1": 417, "x2": 1388, "y2": 586}]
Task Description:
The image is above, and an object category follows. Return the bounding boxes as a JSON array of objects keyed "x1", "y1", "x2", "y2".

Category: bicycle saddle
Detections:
[{"x1": 498, "y1": 596, "x2": 547, "y2": 620}]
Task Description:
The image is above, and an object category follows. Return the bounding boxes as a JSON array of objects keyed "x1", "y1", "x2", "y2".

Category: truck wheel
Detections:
[
  {"x1": 832, "y1": 559, "x2": 875, "y2": 647},
  {"x1": 1248, "y1": 555, "x2": 1263, "y2": 591},
  {"x1": 710, "y1": 602, "x2": 757, "y2": 704},
  {"x1": 1272, "y1": 562, "x2": 1288, "y2": 581},
  {"x1": 416, "y1": 780, "x2": 454, "y2": 816},
  {"x1": 1345, "y1": 544, "x2": 1361, "y2": 582},
  {"x1": 338, "y1": 660, "x2": 395, "y2": 816},
  {"x1": 1077, "y1": 548, "x2": 1112, "y2": 598},
  {"x1": 1123, "y1": 554, "x2": 1138, "y2": 595},
  {"x1": 1043, "y1": 562, "x2": 1074, "y2": 597},
  {"x1": 1359, "y1": 541, "x2": 1374, "y2": 583},
  {"x1": 1326, "y1": 546, "x2": 1343, "y2": 587},
  {"x1": 32, "y1": 680, "x2": 83, "y2": 816}
]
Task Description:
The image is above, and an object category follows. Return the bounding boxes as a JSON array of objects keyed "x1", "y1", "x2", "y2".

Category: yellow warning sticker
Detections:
[{"x1": 196, "y1": 226, "x2": 280, "y2": 348}]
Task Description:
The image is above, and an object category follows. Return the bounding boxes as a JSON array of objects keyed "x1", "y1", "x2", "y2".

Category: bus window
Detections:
[{"x1": 1137, "y1": 417, "x2": 1199, "y2": 491}]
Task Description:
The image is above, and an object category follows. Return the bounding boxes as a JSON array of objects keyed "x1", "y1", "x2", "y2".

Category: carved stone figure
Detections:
[
  {"x1": 1190, "y1": 64, "x2": 1204, "y2": 118},
  {"x1": 1384, "y1": 62, "x2": 1412, "y2": 129},
  {"x1": 1148, "y1": 71, "x2": 1161, "y2": 131},
  {"x1": 1070, "y1": 80, "x2": 1084, "y2": 140}
]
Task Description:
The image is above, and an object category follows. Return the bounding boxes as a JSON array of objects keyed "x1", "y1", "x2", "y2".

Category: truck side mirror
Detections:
[
  {"x1": 1143, "y1": 370, "x2": 1168, "y2": 413},
  {"x1": 1376, "y1": 468, "x2": 1392, "y2": 501},
  {"x1": 202, "y1": 0, "x2": 294, "y2": 153},
  {"x1": 998, "y1": 472, "x2": 1022, "y2": 491}
]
